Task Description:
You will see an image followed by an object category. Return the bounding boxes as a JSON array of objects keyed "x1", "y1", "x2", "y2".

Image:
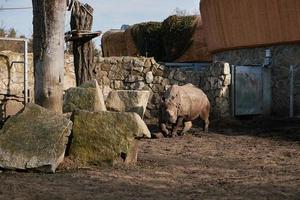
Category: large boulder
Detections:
[
  {"x1": 63, "y1": 79, "x2": 106, "y2": 113},
  {"x1": 105, "y1": 90, "x2": 150, "y2": 118},
  {"x1": 0, "y1": 103, "x2": 72, "y2": 173},
  {"x1": 69, "y1": 110, "x2": 150, "y2": 165}
]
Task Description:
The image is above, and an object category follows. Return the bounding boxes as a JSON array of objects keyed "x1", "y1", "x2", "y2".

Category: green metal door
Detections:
[{"x1": 234, "y1": 66, "x2": 263, "y2": 116}]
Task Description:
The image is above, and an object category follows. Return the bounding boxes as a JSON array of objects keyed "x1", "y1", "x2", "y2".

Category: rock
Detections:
[
  {"x1": 124, "y1": 140, "x2": 140, "y2": 165},
  {"x1": 223, "y1": 74, "x2": 231, "y2": 86},
  {"x1": 151, "y1": 132, "x2": 165, "y2": 139},
  {"x1": 144, "y1": 59, "x2": 152, "y2": 69},
  {"x1": 125, "y1": 75, "x2": 144, "y2": 83},
  {"x1": 130, "y1": 81, "x2": 146, "y2": 90},
  {"x1": 145, "y1": 71, "x2": 154, "y2": 84},
  {"x1": 113, "y1": 80, "x2": 124, "y2": 89},
  {"x1": 173, "y1": 70, "x2": 187, "y2": 81},
  {"x1": 102, "y1": 85, "x2": 112, "y2": 100},
  {"x1": 168, "y1": 69, "x2": 176, "y2": 79},
  {"x1": 0, "y1": 103, "x2": 72, "y2": 173},
  {"x1": 101, "y1": 63, "x2": 111, "y2": 71},
  {"x1": 153, "y1": 65, "x2": 164, "y2": 77},
  {"x1": 63, "y1": 79, "x2": 107, "y2": 113},
  {"x1": 108, "y1": 70, "x2": 128, "y2": 80},
  {"x1": 223, "y1": 63, "x2": 231, "y2": 75},
  {"x1": 211, "y1": 62, "x2": 230, "y2": 76},
  {"x1": 152, "y1": 84, "x2": 164, "y2": 93},
  {"x1": 153, "y1": 76, "x2": 164, "y2": 84},
  {"x1": 102, "y1": 76, "x2": 111, "y2": 85},
  {"x1": 133, "y1": 59, "x2": 144, "y2": 73},
  {"x1": 69, "y1": 110, "x2": 150, "y2": 165},
  {"x1": 105, "y1": 90, "x2": 150, "y2": 118}
]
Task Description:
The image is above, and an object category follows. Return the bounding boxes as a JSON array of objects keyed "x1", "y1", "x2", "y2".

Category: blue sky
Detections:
[{"x1": 0, "y1": 0, "x2": 200, "y2": 44}]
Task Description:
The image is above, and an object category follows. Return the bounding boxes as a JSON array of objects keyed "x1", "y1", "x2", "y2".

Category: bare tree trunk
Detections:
[
  {"x1": 70, "y1": 2, "x2": 94, "y2": 86},
  {"x1": 32, "y1": 0, "x2": 66, "y2": 113}
]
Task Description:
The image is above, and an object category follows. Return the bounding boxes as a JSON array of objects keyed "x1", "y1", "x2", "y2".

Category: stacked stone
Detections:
[
  {"x1": 93, "y1": 57, "x2": 168, "y2": 122},
  {"x1": 93, "y1": 57, "x2": 231, "y2": 122},
  {"x1": 0, "y1": 51, "x2": 76, "y2": 122},
  {"x1": 213, "y1": 44, "x2": 300, "y2": 117},
  {"x1": 200, "y1": 62, "x2": 231, "y2": 118}
]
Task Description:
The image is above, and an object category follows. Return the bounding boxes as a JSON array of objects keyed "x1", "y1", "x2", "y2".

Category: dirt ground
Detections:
[{"x1": 0, "y1": 120, "x2": 300, "y2": 200}]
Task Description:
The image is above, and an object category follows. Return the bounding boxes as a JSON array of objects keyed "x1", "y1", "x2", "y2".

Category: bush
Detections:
[
  {"x1": 162, "y1": 15, "x2": 197, "y2": 61},
  {"x1": 130, "y1": 22, "x2": 165, "y2": 61}
]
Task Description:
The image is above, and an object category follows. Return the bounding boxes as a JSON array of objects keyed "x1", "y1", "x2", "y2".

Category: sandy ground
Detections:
[{"x1": 0, "y1": 122, "x2": 300, "y2": 200}]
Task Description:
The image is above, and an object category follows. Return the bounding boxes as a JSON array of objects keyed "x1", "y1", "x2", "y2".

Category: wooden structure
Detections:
[
  {"x1": 201, "y1": 0, "x2": 300, "y2": 52},
  {"x1": 66, "y1": 0, "x2": 101, "y2": 86}
]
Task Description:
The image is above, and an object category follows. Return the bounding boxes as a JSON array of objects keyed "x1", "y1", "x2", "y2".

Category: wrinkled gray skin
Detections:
[{"x1": 160, "y1": 84, "x2": 210, "y2": 136}]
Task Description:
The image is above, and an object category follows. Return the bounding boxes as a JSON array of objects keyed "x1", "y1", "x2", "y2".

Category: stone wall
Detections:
[
  {"x1": 0, "y1": 51, "x2": 76, "y2": 121},
  {"x1": 92, "y1": 57, "x2": 231, "y2": 123},
  {"x1": 213, "y1": 44, "x2": 300, "y2": 117},
  {"x1": 0, "y1": 51, "x2": 232, "y2": 123}
]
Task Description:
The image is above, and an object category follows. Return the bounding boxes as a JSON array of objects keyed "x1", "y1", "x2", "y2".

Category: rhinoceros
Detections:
[{"x1": 160, "y1": 83, "x2": 210, "y2": 136}]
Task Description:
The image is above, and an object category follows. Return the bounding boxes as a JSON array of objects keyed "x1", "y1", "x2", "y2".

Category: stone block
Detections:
[
  {"x1": 124, "y1": 140, "x2": 140, "y2": 165},
  {"x1": 69, "y1": 110, "x2": 150, "y2": 165},
  {"x1": 0, "y1": 103, "x2": 72, "y2": 173},
  {"x1": 105, "y1": 90, "x2": 150, "y2": 118},
  {"x1": 63, "y1": 79, "x2": 107, "y2": 113}
]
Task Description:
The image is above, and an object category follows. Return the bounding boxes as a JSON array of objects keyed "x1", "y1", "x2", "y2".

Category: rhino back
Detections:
[{"x1": 178, "y1": 84, "x2": 210, "y2": 120}]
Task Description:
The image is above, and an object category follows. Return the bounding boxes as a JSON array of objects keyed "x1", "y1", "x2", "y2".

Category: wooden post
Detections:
[{"x1": 69, "y1": 0, "x2": 95, "y2": 86}]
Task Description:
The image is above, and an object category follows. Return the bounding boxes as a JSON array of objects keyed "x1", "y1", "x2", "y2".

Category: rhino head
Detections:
[{"x1": 161, "y1": 85, "x2": 180, "y2": 124}]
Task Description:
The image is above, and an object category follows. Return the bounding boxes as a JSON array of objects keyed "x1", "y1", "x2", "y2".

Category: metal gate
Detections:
[{"x1": 232, "y1": 65, "x2": 264, "y2": 116}]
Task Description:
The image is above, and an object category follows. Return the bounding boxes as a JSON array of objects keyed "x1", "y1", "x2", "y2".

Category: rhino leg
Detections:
[
  {"x1": 203, "y1": 118, "x2": 209, "y2": 132},
  {"x1": 160, "y1": 123, "x2": 170, "y2": 137},
  {"x1": 172, "y1": 117, "x2": 183, "y2": 136},
  {"x1": 178, "y1": 121, "x2": 192, "y2": 136}
]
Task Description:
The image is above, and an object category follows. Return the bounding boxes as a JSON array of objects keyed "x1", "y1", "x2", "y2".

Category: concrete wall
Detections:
[
  {"x1": 93, "y1": 57, "x2": 231, "y2": 123},
  {"x1": 0, "y1": 51, "x2": 76, "y2": 121},
  {"x1": 213, "y1": 44, "x2": 300, "y2": 117}
]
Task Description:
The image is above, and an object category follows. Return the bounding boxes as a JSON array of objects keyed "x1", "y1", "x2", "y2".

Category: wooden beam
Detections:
[{"x1": 65, "y1": 30, "x2": 101, "y2": 42}]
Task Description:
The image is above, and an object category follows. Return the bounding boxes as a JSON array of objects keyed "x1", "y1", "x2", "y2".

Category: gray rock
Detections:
[
  {"x1": 168, "y1": 69, "x2": 176, "y2": 79},
  {"x1": 145, "y1": 71, "x2": 154, "y2": 84},
  {"x1": 144, "y1": 59, "x2": 152, "y2": 69},
  {"x1": 125, "y1": 75, "x2": 144, "y2": 83},
  {"x1": 152, "y1": 84, "x2": 164, "y2": 93},
  {"x1": 153, "y1": 76, "x2": 164, "y2": 84},
  {"x1": 130, "y1": 81, "x2": 146, "y2": 90},
  {"x1": 173, "y1": 70, "x2": 187, "y2": 82},
  {"x1": 63, "y1": 79, "x2": 107, "y2": 113},
  {"x1": 113, "y1": 80, "x2": 124, "y2": 89},
  {"x1": 105, "y1": 90, "x2": 150, "y2": 118},
  {"x1": 102, "y1": 85, "x2": 112, "y2": 101},
  {"x1": 69, "y1": 110, "x2": 150, "y2": 165},
  {"x1": 223, "y1": 74, "x2": 231, "y2": 86},
  {"x1": 133, "y1": 60, "x2": 144, "y2": 73},
  {"x1": 0, "y1": 103, "x2": 72, "y2": 173}
]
